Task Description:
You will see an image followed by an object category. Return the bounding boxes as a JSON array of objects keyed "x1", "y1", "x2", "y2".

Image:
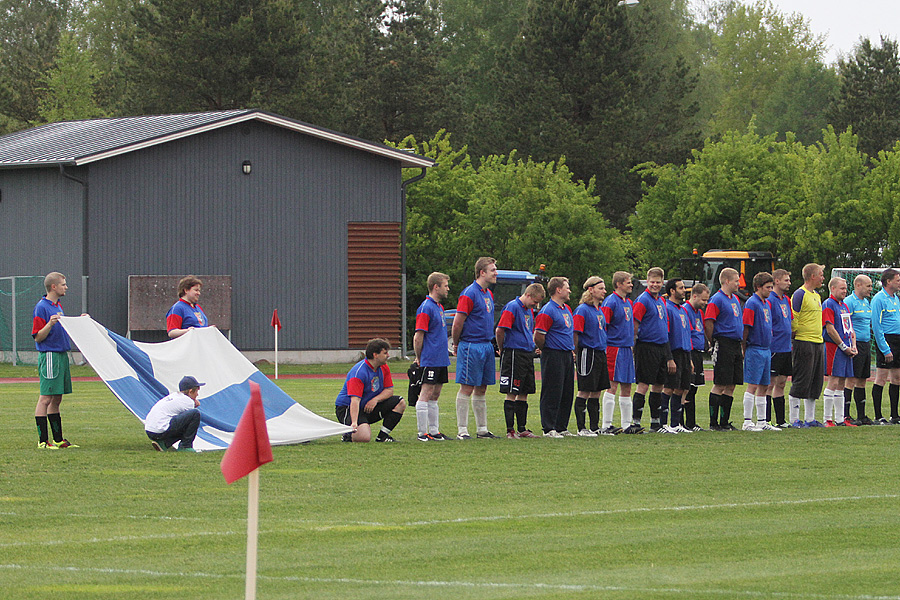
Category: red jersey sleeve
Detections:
[
  {"x1": 497, "y1": 310, "x2": 515, "y2": 329},
  {"x1": 415, "y1": 312, "x2": 430, "y2": 331},
  {"x1": 456, "y1": 295, "x2": 474, "y2": 315},
  {"x1": 534, "y1": 313, "x2": 553, "y2": 333},
  {"x1": 601, "y1": 306, "x2": 612, "y2": 322},
  {"x1": 704, "y1": 303, "x2": 720, "y2": 321},
  {"x1": 742, "y1": 307, "x2": 756, "y2": 327},
  {"x1": 573, "y1": 313, "x2": 585, "y2": 333},
  {"x1": 32, "y1": 316, "x2": 47, "y2": 335},
  {"x1": 823, "y1": 307, "x2": 835, "y2": 326},
  {"x1": 633, "y1": 302, "x2": 647, "y2": 323},
  {"x1": 347, "y1": 377, "x2": 364, "y2": 398},
  {"x1": 381, "y1": 365, "x2": 394, "y2": 388},
  {"x1": 166, "y1": 314, "x2": 183, "y2": 331}
]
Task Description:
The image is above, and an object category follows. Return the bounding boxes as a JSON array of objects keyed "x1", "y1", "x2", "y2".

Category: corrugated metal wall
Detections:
[
  {"x1": 85, "y1": 121, "x2": 402, "y2": 350},
  {"x1": 347, "y1": 222, "x2": 401, "y2": 347},
  {"x1": 0, "y1": 168, "x2": 86, "y2": 313}
]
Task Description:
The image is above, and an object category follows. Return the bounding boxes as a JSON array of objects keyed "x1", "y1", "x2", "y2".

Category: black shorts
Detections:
[
  {"x1": 690, "y1": 349, "x2": 705, "y2": 386},
  {"x1": 499, "y1": 348, "x2": 536, "y2": 395},
  {"x1": 875, "y1": 335, "x2": 900, "y2": 369},
  {"x1": 635, "y1": 342, "x2": 669, "y2": 386},
  {"x1": 576, "y1": 346, "x2": 610, "y2": 392},
  {"x1": 419, "y1": 365, "x2": 449, "y2": 385},
  {"x1": 665, "y1": 349, "x2": 692, "y2": 391},
  {"x1": 770, "y1": 351, "x2": 793, "y2": 377},
  {"x1": 336, "y1": 395, "x2": 403, "y2": 425},
  {"x1": 853, "y1": 340, "x2": 871, "y2": 379},
  {"x1": 712, "y1": 337, "x2": 743, "y2": 386},
  {"x1": 790, "y1": 340, "x2": 824, "y2": 399}
]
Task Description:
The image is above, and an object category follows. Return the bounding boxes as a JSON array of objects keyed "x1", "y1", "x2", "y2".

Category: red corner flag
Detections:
[
  {"x1": 221, "y1": 381, "x2": 273, "y2": 484},
  {"x1": 271, "y1": 309, "x2": 282, "y2": 331}
]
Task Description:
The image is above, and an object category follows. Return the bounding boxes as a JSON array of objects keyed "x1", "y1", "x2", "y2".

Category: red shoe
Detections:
[
  {"x1": 517, "y1": 429, "x2": 539, "y2": 438},
  {"x1": 842, "y1": 418, "x2": 858, "y2": 427},
  {"x1": 825, "y1": 420, "x2": 836, "y2": 427},
  {"x1": 506, "y1": 429, "x2": 520, "y2": 439}
]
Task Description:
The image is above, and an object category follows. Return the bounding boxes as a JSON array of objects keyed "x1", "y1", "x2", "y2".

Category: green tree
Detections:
[
  {"x1": 38, "y1": 32, "x2": 106, "y2": 122},
  {"x1": 829, "y1": 36, "x2": 900, "y2": 157},
  {"x1": 865, "y1": 141, "x2": 900, "y2": 265}
]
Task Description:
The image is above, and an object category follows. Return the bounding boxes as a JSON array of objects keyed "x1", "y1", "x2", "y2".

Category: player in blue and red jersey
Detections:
[
  {"x1": 704, "y1": 268, "x2": 743, "y2": 430},
  {"x1": 682, "y1": 283, "x2": 710, "y2": 431},
  {"x1": 534, "y1": 277, "x2": 576, "y2": 437},
  {"x1": 335, "y1": 338, "x2": 406, "y2": 442},
  {"x1": 844, "y1": 274, "x2": 874, "y2": 424},
  {"x1": 451, "y1": 257, "x2": 499, "y2": 440},
  {"x1": 32, "y1": 272, "x2": 80, "y2": 449},
  {"x1": 573, "y1": 276, "x2": 610, "y2": 436},
  {"x1": 766, "y1": 269, "x2": 794, "y2": 427},
  {"x1": 497, "y1": 283, "x2": 545, "y2": 438},
  {"x1": 822, "y1": 277, "x2": 857, "y2": 426},
  {"x1": 413, "y1": 272, "x2": 453, "y2": 441},
  {"x1": 601, "y1": 271, "x2": 640, "y2": 433},
  {"x1": 741, "y1": 272, "x2": 780, "y2": 431},
  {"x1": 632, "y1": 267, "x2": 676, "y2": 432},
  {"x1": 662, "y1": 278, "x2": 693, "y2": 433},
  {"x1": 166, "y1": 275, "x2": 209, "y2": 338}
]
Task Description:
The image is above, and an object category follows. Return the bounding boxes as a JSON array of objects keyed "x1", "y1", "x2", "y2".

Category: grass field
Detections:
[{"x1": 3, "y1": 365, "x2": 900, "y2": 600}]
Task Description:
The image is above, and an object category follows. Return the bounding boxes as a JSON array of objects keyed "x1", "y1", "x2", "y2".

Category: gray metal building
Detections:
[{"x1": 0, "y1": 110, "x2": 434, "y2": 352}]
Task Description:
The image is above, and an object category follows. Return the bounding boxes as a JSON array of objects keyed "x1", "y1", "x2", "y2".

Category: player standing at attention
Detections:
[
  {"x1": 704, "y1": 268, "x2": 743, "y2": 431},
  {"x1": 741, "y1": 272, "x2": 780, "y2": 431},
  {"x1": 413, "y1": 272, "x2": 453, "y2": 441},
  {"x1": 682, "y1": 283, "x2": 709, "y2": 431},
  {"x1": 844, "y1": 274, "x2": 874, "y2": 424},
  {"x1": 33, "y1": 272, "x2": 81, "y2": 449},
  {"x1": 601, "y1": 272, "x2": 640, "y2": 434},
  {"x1": 496, "y1": 283, "x2": 545, "y2": 438},
  {"x1": 452, "y1": 257, "x2": 499, "y2": 439},
  {"x1": 534, "y1": 277, "x2": 576, "y2": 437},
  {"x1": 166, "y1": 275, "x2": 209, "y2": 338},
  {"x1": 573, "y1": 277, "x2": 611, "y2": 436},
  {"x1": 766, "y1": 269, "x2": 793, "y2": 428},
  {"x1": 632, "y1": 268, "x2": 676, "y2": 432},
  {"x1": 822, "y1": 277, "x2": 857, "y2": 426},
  {"x1": 870, "y1": 268, "x2": 900, "y2": 425},
  {"x1": 789, "y1": 263, "x2": 826, "y2": 428},
  {"x1": 661, "y1": 278, "x2": 693, "y2": 433}
]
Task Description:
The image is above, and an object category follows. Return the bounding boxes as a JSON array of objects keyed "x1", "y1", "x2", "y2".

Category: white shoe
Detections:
[
  {"x1": 545, "y1": 430, "x2": 564, "y2": 438},
  {"x1": 578, "y1": 429, "x2": 598, "y2": 437},
  {"x1": 658, "y1": 425, "x2": 679, "y2": 434},
  {"x1": 742, "y1": 421, "x2": 761, "y2": 431},
  {"x1": 673, "y1": 424, "x2": 692, "y2": 433},
  {"x1": 756, "y1": 422, "x2": 782, "y2": 431},
  {"x1": 559, "y1": 430, "x2": 577, "y2": 437}
]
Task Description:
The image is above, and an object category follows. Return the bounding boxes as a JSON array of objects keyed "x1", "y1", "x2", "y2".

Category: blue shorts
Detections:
[
  {"x1": 455, "y1": 341, "x2": 496, "y2": 386},
  {"x1": 826, "y1": 343, "x2": 854, "y2": 378},
  {"x1": 743, "y1": 345, "x2": 772, "y2": 386},
  {"x1": 606, "y1": 346, "x2": 636, "y2": 384}
]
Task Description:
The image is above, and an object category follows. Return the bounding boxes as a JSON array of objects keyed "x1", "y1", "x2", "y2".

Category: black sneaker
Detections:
[
  {"x1": 720, "y1": 422, "x2": 737, "y2": 431},
  {"x1": 476, "y1": 431, "x2": 499, "y2": 439},
  {"x1": 375, "y1": 434, "x2": 396, "y2": 442},
  {"x1": 341, "y1": 432, "x2": 353, "y2": 442},
  {"x1": 622, "y1": 424, "x2": 645, "y2": 434},
  {"x1": 857, "y1": 416, "x2": 875, "y2": 426},
  {"x1": 431, "y1": 432, "x2": 452, "y2": 440}
]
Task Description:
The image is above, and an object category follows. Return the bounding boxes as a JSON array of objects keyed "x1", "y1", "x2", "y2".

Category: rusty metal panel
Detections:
[
  {"x1": 347, "y1": 223, "x2": 401, "y2": 348},
  {"x1": 128, "y1": 275, "x2": 232, "y2": 331}
]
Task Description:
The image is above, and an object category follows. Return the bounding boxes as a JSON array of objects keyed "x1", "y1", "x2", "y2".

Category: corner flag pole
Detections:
[
  {"x1": 271, "y1": 309, "x2": 282, "y2": 380},
  {"x1": 246, "y1": 468, "x2": 260, "y2": 600}
]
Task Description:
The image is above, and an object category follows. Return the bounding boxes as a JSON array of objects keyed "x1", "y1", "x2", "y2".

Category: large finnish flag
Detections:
[{"x1": 60, "y1": 316, "x2": 351, "y2": 451}]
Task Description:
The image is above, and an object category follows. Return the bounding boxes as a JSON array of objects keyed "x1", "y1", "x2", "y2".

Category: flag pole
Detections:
[
  {"x1": 274, "y1": 325, "x2": 279, "y2": 380},
  {"x1": 245, "y1": 468, "x2": 260, "y2": 600}
]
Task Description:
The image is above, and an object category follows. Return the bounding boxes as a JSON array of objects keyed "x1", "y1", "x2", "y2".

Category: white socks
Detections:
[
  {"x1": 823, "y1": 389, "x2": 834, "y2": 422},
  {"x1": 619, "y1": 396, "x2": 633, "y2": 429},
  {"x1": 416, "y1": 401, "x2": 429, "y2": 435},
  {"x1": 789, "y1": 396, "x2": 801, "y2": 423},
  {"x1": 755, "y1": 396, "x2": 767, "y2": 424},
  {"x1": 804, "y1": 398, "x2": 817, "y2": 422},
  {"x1": 428, "y1": 401, "x2": 440, "y2": 435},
  {"x1": 602, "y1": 392, "x2": 616, "y2": 429},
  {"x1": 473, "y1": 394, "x2": 488, "y2": 433},
  {"x1": 743, "y1": 392, "x2": 754, "y2": 421},
  {"x1": 456, "y1": 392, "x2": 470, "y2": 435}
]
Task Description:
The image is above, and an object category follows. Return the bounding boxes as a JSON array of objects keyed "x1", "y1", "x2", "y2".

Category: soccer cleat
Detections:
[
  {"x1": 806, "y1": 420, "x2": 825, "y2": 428},
  {"x1": 842, "y1": 418, "x2": 858, "y2": 427},
  {"x1": 430, "y1": 432, "x2": 451, "y2": 440},
  {"x1": 757, "y1": 422, "x2": 782, "y2": 431},
  {"x1": 825, "y1": 420, "x2": 836, "y2": 427},
  {"x1": 657, "y1": 424, "x2": 679, "y2": 433},
  {"x1": 649, "y1": 424, "x2": 661, "y2": 432},
  {"x1": 417, "y1": 433, "x2": 434, "y2": 442},
  {"x1": 544, "y1": 430, "x2": 564, "y2": 438},
  {"x1": 577, "y1": 429, "x2": 598, "y2": 437},
  {"x1": 53, "y1": 439, "x2": 78, "y2": 448},
  {"x1": 857, "y1": 416, "x2": 875, "y2": 425},
  {"x1": 37, "y1": 441, "x2": 59, "y2": 450},
  {"x1": 600, "y1": 426, "x2": 622, "y2": 435},
  {"x1": 891, "y1": 417, "x2": 900, "y2": 425},
  {"x1": 150, "y1": 441, "x2": 166, "y2": 452},
  {"x1": 742, "y1": 421, "x2": 760, "y2": 431},
  {"x1": 341, "y1": 432, "x2": 353, "y2": 442},
  {"x1": 559, "y1": 430, "x2": 577, "y2": 437},
  {"x1": 691, "y1": 425, "x2": 705, "y2": 432},
  {"x1": 517, "y1": 429, "x2": 539, "y2": 438},
  {"x1": 776, "y1": 422, "x2": 791, "y2": 429},
  {"x1": 622, "y1": 424, "x2": 645, "y2": 434},
  {"x1": 375, "y1": 434, "x2": 396, "y2": 442},
  {"x1": 877, "y1": 417, "x2": 890, "y2": 425},
  {"x1": 673, "y1": 424, "x2": 692, "y2": 433},
  {"x1": 176, "y1": 447, "x2": 196, "y2": 452},
  {"x1": 791, "y1": 419, "x2": 807, "y2": 428},
  {"x1": 506, "y1": 429, "x2": 520, "y2": 439},
  {"x1": 456, "y1": 433, "x2": 472, "y2": 440},
  {"x1": 720, "y1": 422, "x2": 737, "y2": 431},
  {"x1": 476, "y1": 431, "x2": 499, "y2": 439}
]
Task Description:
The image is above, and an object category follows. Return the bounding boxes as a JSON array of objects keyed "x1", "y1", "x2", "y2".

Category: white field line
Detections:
[
  {"x1": 0, "y1": 529, "x2": 242, "y2": 548},
  {"x1": 0, "y1": 564, "x2": 898, "y2": 600}
]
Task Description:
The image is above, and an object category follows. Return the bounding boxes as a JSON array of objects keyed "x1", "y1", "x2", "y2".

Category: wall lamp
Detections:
[{"x1": 242, "y1": 160, "x2": 252, "y2": 175}]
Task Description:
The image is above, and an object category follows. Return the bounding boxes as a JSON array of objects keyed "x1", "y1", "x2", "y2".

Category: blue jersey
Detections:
[
  {"x1": 871, "y1": 289, "x2": 900, "y2": 355},
  {"x1": 32, "y1": 297, "x2": 69, "y2": 352},
  {"x1": 456, "y1": 281, "x2": 495, "y2": 343},
  {"x1": 497, "y1": 297, "x2": 536, "y2": 351},
  {"x1": 415, "y1": 296, "x2": 451, "y2": 367},
  {"x1": 633, "y1": 291, "x2": 669, "y2": 344},
  {"x1": 767, "y1": 292, "x2": 793, "y2": 353},
  {"x1": 666, "y1": 300, "x2": 692, "y2": 351},
  {"x1": 335, "y1": 359, "x2": 393, "y2": 407},
  {"x1": 534, "y1": 299, "x2": 575, "y2": 351},
  {"x1": 685, "y1": 302, "x2": 706, "y2": 351},
  {"x1": 601, "y1": 292, "x2": 634, "y2": 348},
  {"x1": 742, "y1": 293, "x2": 772, "y2": 348},
  {"x1": 823, "y1": 296, "x2": 854, "y2": 346},
  {"x1": 845, "y1": 292, "x2": 872, "y2": 343},
  {"x1": 573, "y1": 302, "x2": 607, "y2": 350},
  {"x1": 166, "y1": 299, "x2": 208, "y2": 332},
  {"x1": 705, "y1": 290, "x2": 742, "y2": 341}
]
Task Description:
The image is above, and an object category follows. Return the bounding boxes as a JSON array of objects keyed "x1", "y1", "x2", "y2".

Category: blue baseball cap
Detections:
[{"x1": 179, "y1": 375, "x2": 206, "y2": 391}]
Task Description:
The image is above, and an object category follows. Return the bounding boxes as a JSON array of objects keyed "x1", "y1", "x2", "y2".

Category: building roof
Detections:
[{"x1": 0, "y1": 109, "x2": 435, "y2": 169}]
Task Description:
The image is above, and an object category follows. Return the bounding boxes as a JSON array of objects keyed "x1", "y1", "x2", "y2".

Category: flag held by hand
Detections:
[{"x1": 221, "y1": 381, "x2": 273, "y2": 484}]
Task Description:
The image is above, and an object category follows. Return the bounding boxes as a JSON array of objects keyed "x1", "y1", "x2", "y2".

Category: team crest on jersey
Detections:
[
  {"x1": 679, "y1": 314, "x2": 687, "y2": 328},
  {"x1": 597, "y1": 314, "x2": 604, "y2": 329},
  {"x1": 194, "y1": 311, "x2": 205, "y2": 324},
  {"x1": 563, "y1": 313, "x2": 571, "y2": 328},
  {"x1": 370, "y1": 377, "x2": 380, "y2": 391},
  {"x1": 525, "y1": 315, "x2": 532, "y2": 329},
  {"x1": 656, "y1": 305, "x2": 665, "y2": 319},
  {"x1": 484, "y1": 297, "x2": 493, "y2": 313},
  {"x1": 781, "y1": 304, "x2": 789, "y2": 318},
  {"x1": 731, "y1": 303, "x2": 740, "y2": 317},
  {"x1": 763, "y1": 308, "x2": 770, "y2": 322},
  {"x1": 624, "y1": 306, "x2": 631, "y2": 320}
]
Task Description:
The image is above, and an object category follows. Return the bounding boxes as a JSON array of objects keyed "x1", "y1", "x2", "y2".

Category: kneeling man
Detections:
[
  {"x1": 145, "y1": 375, "x2": 204, "y2": 451},
  {"x1": 335, "y1": 338, "x2": 406, "y2": 442}
]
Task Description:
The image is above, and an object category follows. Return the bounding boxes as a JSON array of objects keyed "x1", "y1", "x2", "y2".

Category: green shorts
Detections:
[{"x1": 39, "y1": 351, "x2": 72, "y2": 396}]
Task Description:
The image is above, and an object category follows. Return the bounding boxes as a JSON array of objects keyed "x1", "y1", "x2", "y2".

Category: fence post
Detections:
[{"x1": 10, "y1": 277, "x2": 16, "y2": 367}]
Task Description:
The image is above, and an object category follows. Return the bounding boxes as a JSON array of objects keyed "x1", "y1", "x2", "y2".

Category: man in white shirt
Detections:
[{"x1": 145, "y1": 375, "x2": 203, "y2": 451}]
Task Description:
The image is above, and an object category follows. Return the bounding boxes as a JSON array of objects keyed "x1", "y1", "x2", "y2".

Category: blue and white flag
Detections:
[{"x1": 60, "y1": 316, "x2": 351, "y2": 451}]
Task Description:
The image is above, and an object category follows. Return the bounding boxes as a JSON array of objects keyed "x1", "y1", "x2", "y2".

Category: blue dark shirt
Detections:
[
  {"x1": 666, "y1": 300, "x2": 692, "y2": 352},
  {"x1": 685, "y1": 302, "x2": 706, "y2": 351},
  {"x1": 574, "y1": 302, "x2": 607, "y2": 351},
  {"x1": 415, "y1": 296, "x2": 451, "y2": 367},
  {"x1": 705, "y1": 290, "x2": 743, "y2": 341},
  {"x1": 32, "y1": 297, "x2": 69, "y2": 352},
  {"x1": 335, "y1": 359, "x2": 393, "y2": 407},
  {"x1": 633, "y1": 291, "x2": 669, "y2": 344},
  {"x1": 457, "y1": 280, "x2": 495, "y2": 343},
  {"x1": 823, "y1": 296, "x2": 853, "y2": 346},
  {"x1": 768, "y1": 292, "x2": 793, "y2": 353},
  {"x1": 742, "y1": 293, "x2": 772, "y2": 348},
  {"x1": 497, "y1": 297, "x2": 536, "y2": 351},
  {"x1": 601, "y1": 292, "x2": 634, "y2": 348},
  {"x1": 534, "y1": 299, "x2": 575, "y2": 351}
]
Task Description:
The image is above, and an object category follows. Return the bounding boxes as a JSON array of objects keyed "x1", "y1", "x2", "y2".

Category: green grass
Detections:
[{"x1": 2, "y1": 375, "x2": 900, "y2": 600}]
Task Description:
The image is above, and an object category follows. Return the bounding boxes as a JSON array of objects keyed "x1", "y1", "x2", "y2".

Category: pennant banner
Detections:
[
  {"x1": 221, "y1": 381, "x2": 274, "y2": 483},
  {"x1": 59, "y1": 316, "x2": 351, "y2": 451},
  {"x1": 271, "y1": 309, "x2": 282, "y2": 331}
]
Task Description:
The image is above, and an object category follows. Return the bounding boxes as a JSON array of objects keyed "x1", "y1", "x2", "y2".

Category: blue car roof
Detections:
[{"x1": 496, "y1": 270, "x2": 539, "y2": 284}]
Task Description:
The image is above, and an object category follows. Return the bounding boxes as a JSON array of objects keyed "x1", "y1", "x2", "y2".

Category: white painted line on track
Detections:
[
  {"x1": 0, "y1": 529, "x2": 242, "y2": 548},
  {"x1": 0, "y1": 564, "x2": 898, "y2": 600}
]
